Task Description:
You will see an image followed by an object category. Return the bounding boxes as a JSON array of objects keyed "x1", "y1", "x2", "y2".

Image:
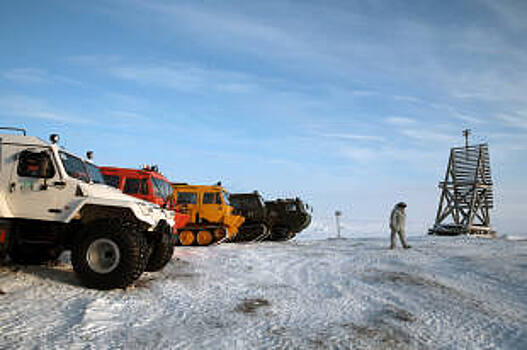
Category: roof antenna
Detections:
[{"x1": 462, "y1": 129, "x2": 471, "y2": 149}]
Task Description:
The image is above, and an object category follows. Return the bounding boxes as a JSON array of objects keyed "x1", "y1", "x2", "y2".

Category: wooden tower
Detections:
[{"x1": 430, "y1": 143, "x2": 494, "y2": 235}]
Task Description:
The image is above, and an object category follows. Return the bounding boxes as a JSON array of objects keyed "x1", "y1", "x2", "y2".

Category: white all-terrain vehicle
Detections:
[{"x1": 0, "y1": 128, "x2": 176, "y2": 289}]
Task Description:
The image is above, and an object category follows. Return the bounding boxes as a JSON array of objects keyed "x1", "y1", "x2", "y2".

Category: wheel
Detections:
[
  {"x1": 213, "y1": 228, "x2": 226, "y2": 240},
  {"x1": 179, "y1": 230, "x2": 195, "y2": 246},
  {"x1": 196, "y1": 230, "x2": 213, "y2": 245},
  {"x1": 145, "y1": 240, "x2": 174, "y2": 272},
  {"x1": 145, "y1": 224, "x2": 175, "y2": 272},
  {"x1": 71, "y1": 220, "x2": 148, "y2": 290},
  {"x1": 9, "y1": 244, "x2": 59, "y2": 265}
]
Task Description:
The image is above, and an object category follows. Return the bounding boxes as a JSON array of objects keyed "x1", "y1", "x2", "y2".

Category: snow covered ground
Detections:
[{"x1": 0, "y1": 235, "x2": 526, "y2": 349}]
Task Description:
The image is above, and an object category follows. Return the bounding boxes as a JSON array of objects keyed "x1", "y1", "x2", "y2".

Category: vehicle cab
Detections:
[{"x1": 99, "y1": 166, "x2": 190, "y2": 229}]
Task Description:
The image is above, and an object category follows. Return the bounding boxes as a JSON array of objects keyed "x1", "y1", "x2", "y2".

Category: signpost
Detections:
[{"x1": 335, "y1": 210, "x2": 342, "y2": 238}]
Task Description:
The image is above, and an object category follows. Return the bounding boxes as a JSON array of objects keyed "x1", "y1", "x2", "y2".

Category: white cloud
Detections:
[
  {"x1": 480, "y1": 0, "x2": 527, "y2": 31},
  {"x1": 3, "y1": 68, "x2": 49, "y2": 84},
  {"x1": 71, "y1": 57, "x2": 269, "y2": 94},
  {"x1": 496, "y1": 113, "x2": 527, "y2": 130},
  {"x1": 340, "y1": 146, "x2": 378, "y2": 162},
  {"x1": 385, "y1": 116, "x2": 416, "y2": 125},
  {"x1": 109, "y1": 110, "x2": 147, "y2": 120},
  {"x1": 0, "y1": 95, "x2": 88, "y2": 124},
  {"x1": 392, "y1": 95, "x2": 426, "y2": 104},
  {"x1": 319, "y1": 133, "x2": 385, "y2": 142},
  {"x1": 67, "y1": 54, "x2": 122, "y2": 66},
  {"x1": 399, "y1": 129, "x2": 458, "y2": 144},
  {"x1": 452, "y1": 113, "x2": 486, "y2": 124},
  {"x1": 2, "y1": 68, "x2": 82, "y2": 86}
]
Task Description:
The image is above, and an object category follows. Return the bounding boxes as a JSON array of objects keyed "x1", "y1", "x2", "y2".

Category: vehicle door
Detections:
[
  {"x1": 201, "y1": 191, "x2": 224, "y2": 222},
  {"x1": 175, "y1": 191, "x2": 198, "y2": 222},
  {"x1": 7, "y1": 148, "x2": 61, "y2": 220}
]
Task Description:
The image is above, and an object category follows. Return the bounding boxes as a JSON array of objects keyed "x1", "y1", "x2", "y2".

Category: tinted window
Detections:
[
  {"x1": 103, "y1": 175, "x2": 120, "y2": 188},
  {"x1": 152, "y1": 177, "x2": 173, "y2": 200},
  {"x1": 203, "y1": 192, "x2": 221, "y2": 204},
  {"x1": 286, "y1": 203, "x2": 297, "y2": 212},
  {"x1": 229, "y1": 196, "x2": 259, "y2": 209},
  {"x1": 124, "y1": 178, "x2": 148, "y2": 195},
  {"x1": 177, "y1": 192, "x2": 197, "y2": 204},
  {"x1": 85, "y1": 162, "x2": 105, "y2": 184},
  {"x1": 17, "y1": 150, "x2": 55, "y2": 178},
  {"x1": 60, "y1": 152, "x2": 89, "y2": 182}
]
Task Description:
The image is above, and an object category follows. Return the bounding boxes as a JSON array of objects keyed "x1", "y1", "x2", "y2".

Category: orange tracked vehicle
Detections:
[{"x1": 171, "y1": 183, "x2": 245, "y2": 246}]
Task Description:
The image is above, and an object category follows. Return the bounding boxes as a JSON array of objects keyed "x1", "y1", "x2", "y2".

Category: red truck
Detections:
[{"x1": 99, "y1": 165, "x2": 190, "y2": 230}]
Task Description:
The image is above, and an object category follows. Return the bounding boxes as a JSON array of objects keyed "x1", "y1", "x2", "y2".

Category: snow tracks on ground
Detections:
[{"x1": 0, "y1": 236, "x2": 526, "y2": 349}]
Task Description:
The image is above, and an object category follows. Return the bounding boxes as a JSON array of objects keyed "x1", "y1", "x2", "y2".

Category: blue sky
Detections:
[{"x1": 1, "y1": 0, "x2": 526, "y2": 236}]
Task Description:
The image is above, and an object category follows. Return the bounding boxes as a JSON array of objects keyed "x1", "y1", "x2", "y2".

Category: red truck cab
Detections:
[{"x1": 99, "y1": 166, "x2": 190, "y2": 230}]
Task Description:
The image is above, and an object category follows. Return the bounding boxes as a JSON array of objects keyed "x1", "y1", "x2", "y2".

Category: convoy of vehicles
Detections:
[
  {"x1": 0, "y1": 128, "x2": 176, "y2": 289},
  {"x1": 170, "y1": 184, "x2": 245, "y2": 245},
  {"x1": 0, "y1": 126, "x2": 311, "y2": 289}
]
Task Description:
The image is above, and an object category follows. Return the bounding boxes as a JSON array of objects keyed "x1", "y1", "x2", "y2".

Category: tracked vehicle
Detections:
[
  {"x1": 171, "y1": 184, "x2": 244, "y2": 246},
  {"x1": 0, "y1": 128, "x2": 176, "y2": 290},
  {"x1": 265, "y1": 197, "x2": 312, "y2": 241},
  {"x1": 229, "y1": 192, "x2": 312, "y2": 242},
  {"x1": 228, "y1": 192, "x2": 270, "y2": 242}
]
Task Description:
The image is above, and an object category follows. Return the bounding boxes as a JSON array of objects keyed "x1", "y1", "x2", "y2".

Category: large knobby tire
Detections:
[
  {"x1": 71, "y1": 220, "x2": 148, "y2": 290},
  {"x1": 145, "y1": 225, "x2": 175, "y2": 272},
  {"x1": 145, "y1": 241, "x2": 174, "y2": 272}
]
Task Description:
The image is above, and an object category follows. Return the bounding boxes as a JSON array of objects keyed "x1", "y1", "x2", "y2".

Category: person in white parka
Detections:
[{"x1": 390, "y1": 202, "x2": 411, "y2": 249}]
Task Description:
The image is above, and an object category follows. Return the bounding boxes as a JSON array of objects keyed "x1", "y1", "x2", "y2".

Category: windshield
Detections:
[
  {"x1": 59, "y1": 151, "x2": 106, "y2": 184},
  {"x1": 59, "y1": 151, "x2": 90, "y2": 182},
  {"x1": 85, "y1": 162, "x2": 106, "y2": 184},
  {"x1": 177, "y1": 192, "x2": 197, "y2": 204},
  {"x1": 152, "y1": 177, "x2": 173, "y2": 200},
  {"x1": 103, "y1": 174, "x2": 120, "y2": 188}
]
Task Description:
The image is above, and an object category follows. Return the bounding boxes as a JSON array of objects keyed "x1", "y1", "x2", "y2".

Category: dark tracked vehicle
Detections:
[
  {"x1": 228, "y1": 192, "x2": 270, "y2": 242},
  {"x1": 228, "y1": 192, "x2": 312, "y2": 242},
  {"x1": 265, "y1": 197, "x2": 312, "y2": 241}
]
